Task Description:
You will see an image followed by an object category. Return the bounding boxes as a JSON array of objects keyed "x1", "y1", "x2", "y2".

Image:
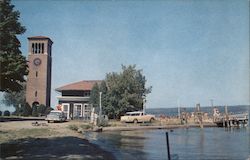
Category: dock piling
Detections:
[{"x1": 166, "y1": 132, "x2": 171, "y2": 160}]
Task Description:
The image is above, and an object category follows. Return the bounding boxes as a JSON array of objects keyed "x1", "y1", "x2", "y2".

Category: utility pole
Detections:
[
  {"x1": 177, "y1": 99, "x2": 181, "y2": 119},
  {"x1": 143, "y1": 96, "x2": 146, "y2": 115},
  {"x1": 99, "y1": 92, "x2": 102, "y2": 120},
  {"x1": 210, "y1": 99, "x2": 214, "y2": 108}
]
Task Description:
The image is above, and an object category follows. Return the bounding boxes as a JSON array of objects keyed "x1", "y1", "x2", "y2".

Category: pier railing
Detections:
[{"x1": 214, "y1": 113, "x2": 248, "y2": 127}]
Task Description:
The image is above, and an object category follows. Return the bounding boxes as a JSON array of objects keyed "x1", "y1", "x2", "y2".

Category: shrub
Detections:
[
  {"x1": 32, "y1": 105, "x2": 38, "y2": 117},
  {"x1": 21, "y1": 103, "x2": 32, "y2": 116},
  {"x1": 98, "y1": 120, "x2": 109, "y2": 127},
  {"x1": 36, "y1": 104, "x2": 53, "y2": 116},
  {"x1": 4, "y1": 110, "x2": 10, "y2": 116},
  {"x1": 68, "y1": 124, "x2": 78, "y2": 131},
  {"x1": 97, "y1": 116, "x2": 109, "y2": 127},
  {"x1": 37, "y1": 104, "x2": 46, "y2": 116},
  {"x1": 44, "y1": 106, "x2": 53, "y2": 115},
  {"x1": 80, "y1": 124, "x2": 93, "y2": 130}
]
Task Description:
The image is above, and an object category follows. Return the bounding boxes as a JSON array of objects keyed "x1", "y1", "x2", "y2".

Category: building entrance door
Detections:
[
  {"x1": 62, "y1": 103, "x2": 70, "y2": 119},
  {"x1": 73, "y1": 103, "x2": 82, "y2": 118}
]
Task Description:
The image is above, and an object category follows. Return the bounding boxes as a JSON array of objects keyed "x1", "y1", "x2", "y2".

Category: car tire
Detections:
[
  {"x1": 47, "y1": 121, "x2": 50, "y2": 123},
  {"x1": 133, "y1": 119, "x2": 138, "y2": 124}
]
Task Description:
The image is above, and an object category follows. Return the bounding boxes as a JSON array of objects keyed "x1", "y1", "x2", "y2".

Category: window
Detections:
[
  {"x1": 74, "y1": 104, "x2": 82, "y2": 117},
  {"x1": 84, "y1": 104, "x2": 91, "y2": 113},
  {"x1": 84, "y1": 91, "x2": 90, "y2": 97},
  {"x1": 77, "y1": 106, "x2": 81, "y2": 116},
  {"x1": 36, "y1": 71, "x2": 38, "y2": 77},
  {"x1": 35, "y1": 43, "x2": 38, "y2": 53},
  {"x1": 41, "y1": 43, "x2": 44, "y2": 53},
  {"x1": 63, "y1": 105, "x2": 68, "y2": 112},
  {"x1": 35, "y1": 91, "x2": 37, "y2": 97},
  {"x1": 32, "y1": 43, "x2": 35, "y2": 53},
  {"x1": 38, "y1": 43, "x2": 41, "y2": 53}
]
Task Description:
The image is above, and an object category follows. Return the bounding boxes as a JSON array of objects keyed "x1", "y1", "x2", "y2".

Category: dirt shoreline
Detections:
[
  {"x1": 103, "y1": 123, "x2": 217, "y2": 131},
  {"x1": 0, "y1": 120, "x2": 217, "y2": 159},
  {"x1": 0, "y1": 120, "x2": 115, "y2": 160}
]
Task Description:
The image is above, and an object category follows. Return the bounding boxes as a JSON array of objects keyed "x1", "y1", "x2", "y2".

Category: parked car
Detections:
[
  {"x1": 45, "y1": 110, "x2": 67, "y2": 123},
  {"x1": 120, "y1": 111, "x2": 155, "y2": 123}
]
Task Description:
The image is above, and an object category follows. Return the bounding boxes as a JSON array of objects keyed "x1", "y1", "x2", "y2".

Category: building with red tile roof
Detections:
[
  {"x1": 55, "y1": 80, "x2": 102, "y2": 120},
  {"x1": 55, "y1": 80, "x2": 102, "y2": 91}
]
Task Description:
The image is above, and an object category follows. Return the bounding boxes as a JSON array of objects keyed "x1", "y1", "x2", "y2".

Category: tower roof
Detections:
[
  {"x1": 28, "y1": 36, "x2": 53, "y2": 43},
  {"x1": 55, "y1": 80, "x2": 102, "y2": 92}
]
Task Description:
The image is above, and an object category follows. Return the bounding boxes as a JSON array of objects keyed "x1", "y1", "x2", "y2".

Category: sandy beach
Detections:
[{"x1": 0, "y1": 120, "x2": 115, "y2": 160}]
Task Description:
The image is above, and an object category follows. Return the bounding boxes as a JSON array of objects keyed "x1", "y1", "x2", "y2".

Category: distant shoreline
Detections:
[{"x1": 146, "y1": 105, "x2": 249, "y2": 117}]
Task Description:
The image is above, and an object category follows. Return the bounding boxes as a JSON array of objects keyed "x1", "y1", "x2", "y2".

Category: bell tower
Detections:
[{"x1": 26, "y1": 36, "x2": 53, "y2": 108}]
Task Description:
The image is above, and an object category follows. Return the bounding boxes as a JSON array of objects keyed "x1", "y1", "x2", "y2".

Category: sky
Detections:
[{"x1": 2, "y1": 0, "x2": 249, "y2": 110}]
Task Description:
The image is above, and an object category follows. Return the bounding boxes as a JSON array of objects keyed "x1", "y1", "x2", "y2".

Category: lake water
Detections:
[{"x1": 86, "y1": 127, "x2": 249, "y2": 160}]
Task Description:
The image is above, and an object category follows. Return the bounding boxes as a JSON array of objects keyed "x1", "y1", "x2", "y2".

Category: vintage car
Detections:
[
  {"x1": 120, "y1": 111, "x2": 155, "y2": 123},
  {"x1": 45, "y1": 110, "x2": 67, "y2": 123}
]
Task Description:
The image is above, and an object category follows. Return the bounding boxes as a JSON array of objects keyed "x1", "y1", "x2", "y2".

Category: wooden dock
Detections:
[{"x1": 214, "y1": 113, "x2": 248, "y2": 127}]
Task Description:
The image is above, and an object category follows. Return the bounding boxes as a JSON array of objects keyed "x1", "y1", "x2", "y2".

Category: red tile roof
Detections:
[{"x1": 55, "y1": 80, "x2": 102, "y2": 92}]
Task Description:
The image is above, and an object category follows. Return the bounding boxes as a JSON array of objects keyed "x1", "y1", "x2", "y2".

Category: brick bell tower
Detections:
[{"x1": 26, "y1": 36, "x2": 53, "y2": 108}]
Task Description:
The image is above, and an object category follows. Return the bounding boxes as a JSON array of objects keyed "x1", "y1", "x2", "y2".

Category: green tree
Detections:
[
  {"x1": 2, "y1": 83, "x2": 26, "y2": 115},
  {"x1": 99, "y1": 81, "x2": 108, "y2": 106},
  {"x1": 89, "y1": 83, "x2": 100, "y2": 109},
  {"x1": 89, "y1": 81, "x2": 108, "y2": 114},
  {"x1": 104, "y1": 65, "x2": 152, "y2": 119},
  {"x1": 19, "y1": 103, "x2": 32, "y2": 116},
  {"x1": 0, "y1": 0, "x2": 28, "y2": 92},
  {"x1": 103, "y1": 92, "x2": 116, "y2": 119}
]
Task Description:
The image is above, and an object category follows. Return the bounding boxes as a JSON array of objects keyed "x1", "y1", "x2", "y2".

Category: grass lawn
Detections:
[{"x1": 0, "y1": 128, "x2": 58, "y2": 143}]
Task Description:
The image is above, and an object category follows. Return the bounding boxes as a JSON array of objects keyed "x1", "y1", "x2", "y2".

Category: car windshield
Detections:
[
  {"x1": 125, "y1": 113, "x2": 141, "y2": 116},
  {"x1": 49, "y1": 112, "x2": 61, "y2": 116}
]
